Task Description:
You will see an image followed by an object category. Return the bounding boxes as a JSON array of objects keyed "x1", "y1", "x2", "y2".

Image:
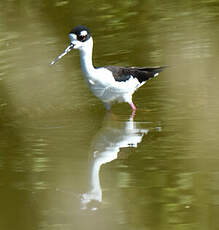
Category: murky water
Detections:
[{"x1": 1, "y1": 0, "x2": 219, "y2": 229}]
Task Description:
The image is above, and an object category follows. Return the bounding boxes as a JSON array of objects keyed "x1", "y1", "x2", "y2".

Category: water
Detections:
[{"x1": 1, "y1": 0, "x2": 219, "y2": 229}]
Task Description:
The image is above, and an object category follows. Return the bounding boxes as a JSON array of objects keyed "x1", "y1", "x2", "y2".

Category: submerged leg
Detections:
[{"x1": 131, "y1": 110, "x2": 136, "y2": 118}]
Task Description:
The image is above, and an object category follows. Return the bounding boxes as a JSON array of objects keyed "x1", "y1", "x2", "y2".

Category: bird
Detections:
[{"x1": 51, "y1": 25, "x2": 166, "y2": 111}]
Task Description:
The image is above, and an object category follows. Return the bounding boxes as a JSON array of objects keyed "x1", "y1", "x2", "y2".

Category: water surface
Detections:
[{"x1": 1, "y1": 0, "x2": 219, "y2": 229}]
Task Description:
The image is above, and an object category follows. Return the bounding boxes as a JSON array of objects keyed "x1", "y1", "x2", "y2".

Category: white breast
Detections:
[
  {"x1": 78, "y1": 40, "x2": 141, "y2": 103},
  {"x1": 84, "y1": 68, "x2": 141, "y2": 103}
]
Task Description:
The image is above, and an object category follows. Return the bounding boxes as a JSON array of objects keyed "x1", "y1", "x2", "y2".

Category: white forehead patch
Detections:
[
  {"x1": 69, "y1": 33, "x2": 77, "y2": 40},
  {"x1": 80, "y1": 30, "x2": 88, "y2": 36}
]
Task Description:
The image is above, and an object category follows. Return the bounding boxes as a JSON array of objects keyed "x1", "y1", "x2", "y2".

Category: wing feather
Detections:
[{"x1": 105, "y1": 66, "x2": 166, "y2": 83}]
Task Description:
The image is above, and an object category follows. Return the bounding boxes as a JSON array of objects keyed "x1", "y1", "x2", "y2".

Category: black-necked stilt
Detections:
[{"x1": 51, "y1": 25, "x2": 166, "y2": 111}]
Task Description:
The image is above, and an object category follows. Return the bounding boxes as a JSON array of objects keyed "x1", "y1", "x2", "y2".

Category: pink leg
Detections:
[
  {"x1": 129, "y1": 102, "x2": 136, "y2": 111},
  {"x1": 131, "y1": 110, "x2": 136, "y2": 119}
]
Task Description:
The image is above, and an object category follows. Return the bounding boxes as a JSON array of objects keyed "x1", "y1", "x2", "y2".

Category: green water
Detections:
[{"x1": 1, "y1": 0, "x2": 219, "y2": 229}]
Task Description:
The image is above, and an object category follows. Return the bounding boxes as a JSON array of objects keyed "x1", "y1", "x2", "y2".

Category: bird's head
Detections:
[{"x1": 50, "y1": 25, "x2": 93, "y2": 65}]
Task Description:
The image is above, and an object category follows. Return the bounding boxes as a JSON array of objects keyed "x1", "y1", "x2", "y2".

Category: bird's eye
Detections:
[{"x1": 78, "y1": 34, "x2": 86, "y2": 42}]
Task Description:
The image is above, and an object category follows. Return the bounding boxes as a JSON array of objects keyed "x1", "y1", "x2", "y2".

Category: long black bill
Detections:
[{"x1": 50, "y1": 44, "x2": 74, "y2": 65}]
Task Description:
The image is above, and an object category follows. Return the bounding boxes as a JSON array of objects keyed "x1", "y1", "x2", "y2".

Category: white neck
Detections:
[{"x1": 79, "y1": 37, "x2": 95, "y2": 77}]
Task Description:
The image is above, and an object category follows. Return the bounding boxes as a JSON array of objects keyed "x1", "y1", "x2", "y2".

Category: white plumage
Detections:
[{"x1": 51, "y1": 25, "x2": 165, "y2": 111}]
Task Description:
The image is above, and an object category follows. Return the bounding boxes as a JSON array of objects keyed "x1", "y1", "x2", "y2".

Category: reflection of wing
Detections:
[
  {"x1": 91, "y1": 116, "x2": 148, "y2": 160},
  {"x1": 81, "y1": 114, "x2": 161, "y2": 211}
]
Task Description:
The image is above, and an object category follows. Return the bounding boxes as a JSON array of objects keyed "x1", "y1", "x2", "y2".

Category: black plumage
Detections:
[
  {"x1": 51, "y1": 24, "x2": 167, "y2": 111},
  {"x1": 105, "y1": 66, "x2": 166, "y2": 83},
  {"x1": 69, "y1": 25, "x2": 91, "y2": 42}
]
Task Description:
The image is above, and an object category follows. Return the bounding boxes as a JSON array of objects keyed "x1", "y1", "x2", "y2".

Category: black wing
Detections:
[{"x1": 105, "y1": 66, "x2": 166, "y2": 83}]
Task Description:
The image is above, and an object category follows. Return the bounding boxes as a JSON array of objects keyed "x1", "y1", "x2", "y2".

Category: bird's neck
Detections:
[{"x1": 79, "y1": 38, "x2": 95, "y2": 77}]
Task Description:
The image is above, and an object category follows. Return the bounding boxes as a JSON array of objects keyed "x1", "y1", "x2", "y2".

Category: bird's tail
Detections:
[
  {"x1": 133, "y1": 66, "x2": 167, "y2": 83},
  {"x1": 138, "y1": 66, "x2": 167, "y2": 75}
]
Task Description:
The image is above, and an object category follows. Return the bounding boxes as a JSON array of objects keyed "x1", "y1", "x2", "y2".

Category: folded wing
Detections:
[{"x1": 105, "y1": 66, "x2": 166, "y2": 83}]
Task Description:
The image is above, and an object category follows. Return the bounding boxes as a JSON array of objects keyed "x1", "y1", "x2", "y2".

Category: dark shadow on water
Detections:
[{"x1": 80, "y1": 112, "x2": 161, "y2": 211}]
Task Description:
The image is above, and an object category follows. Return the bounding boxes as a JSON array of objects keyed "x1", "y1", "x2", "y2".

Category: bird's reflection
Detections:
[{"x1": 80, "y1": 113, "x2": 161, "y2": 210}]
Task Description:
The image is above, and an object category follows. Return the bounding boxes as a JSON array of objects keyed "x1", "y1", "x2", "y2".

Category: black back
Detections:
[{"x1": 105, "y1": 66, "x2": 166, "y2": 83}]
